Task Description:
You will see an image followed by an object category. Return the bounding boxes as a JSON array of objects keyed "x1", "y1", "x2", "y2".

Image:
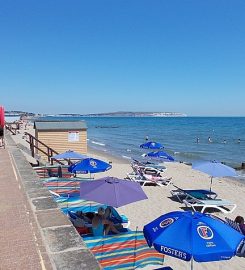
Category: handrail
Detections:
[
  {"x1": 5, "y1": 123, "x2": 17, "y2": 135},
  {"x1": 24, "y1": 132, "x2": 65, "y2": 165}
]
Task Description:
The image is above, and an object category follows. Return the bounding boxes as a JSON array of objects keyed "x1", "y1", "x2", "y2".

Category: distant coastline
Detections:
[
  {"x1": 41, "y1": 111, "x2": 187, "y2": 118},
  {"x1": 5, "y1": 111, "x2": 187, "y2": 118},
  {"x1": 81, "y1": 111, "x2": 187, "y2": 117}
]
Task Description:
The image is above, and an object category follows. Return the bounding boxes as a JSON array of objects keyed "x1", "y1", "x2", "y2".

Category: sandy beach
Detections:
[
  {"x1": 11, "y1": 126, "x2": 245, "y2": 270},
  {"x1": 87, "y1": 148, "x2": 245, "y2": 270}
]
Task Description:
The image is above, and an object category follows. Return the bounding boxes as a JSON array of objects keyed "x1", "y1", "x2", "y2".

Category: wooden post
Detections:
[
  {"x1": 30, "y1": 136, "x2": 35, "y2": 157},
  {"x1": 47, "y1": 148, "x2": 51, "y2": 163},
  {"x1": 51, "y1": 150, "x2": 54, "y2": 165}
]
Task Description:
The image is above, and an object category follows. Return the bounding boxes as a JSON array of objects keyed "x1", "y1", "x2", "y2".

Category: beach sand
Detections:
[{"x1": 11, "y1": 126, "x2": 245, "y2": 270}]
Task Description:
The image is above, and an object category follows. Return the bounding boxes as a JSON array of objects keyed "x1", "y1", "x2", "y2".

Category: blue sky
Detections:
[{"x1": 0, "y1": 0, "x2": 245, "y2": 116}]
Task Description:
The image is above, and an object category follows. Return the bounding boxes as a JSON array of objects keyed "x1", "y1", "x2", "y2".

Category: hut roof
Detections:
[{"x1": 34, "y1": 121, "x2": 87, "y2": 131}]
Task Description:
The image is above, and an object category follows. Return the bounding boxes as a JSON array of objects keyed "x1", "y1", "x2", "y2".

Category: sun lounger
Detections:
[
  {"x1": 132, "y1": 159, "x2": 167, "y2": 172},
  {"x1": 126, "y1": 172, "x2": 144, "y2": 181},
  {"x1": 131, "y1": 163, "x2": 164, "y2": 177},
  {"x1": 183, "y1": 198, "x2": 237, "y2": 214},
  {"x1": 143, "y1": 174, "x2": 173, "y2": 186},
  {"x1": 170, "y1": 187, "x2": 217, "y2": 202},
  {"x1": 126, "y1": 173, "x2": 172, "y2": 187}
]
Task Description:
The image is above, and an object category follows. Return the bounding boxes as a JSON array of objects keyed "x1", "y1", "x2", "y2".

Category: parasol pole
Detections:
[
  {"x1": 133, "y1": 226, "x2": 138, "y2": 269},
  {"x1": 209, "y1": 176, "x2": 213, "y2": 192},
  {"x1": 191, "y1": 258, "x2": 194, "y2": 270}
]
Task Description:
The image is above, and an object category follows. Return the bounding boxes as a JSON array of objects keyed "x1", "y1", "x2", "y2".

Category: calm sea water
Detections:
[{"x1": 38, "y1": 117, "x2": 245, "y2": 170}]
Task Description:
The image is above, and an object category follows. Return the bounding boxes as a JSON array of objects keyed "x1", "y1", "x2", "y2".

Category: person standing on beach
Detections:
[
  {"x1": 0, "y1": 128, "x2": 3, "y2": 147},
  {"x1": 208, "y1": 136, "x2": 212, "y2": 143},
  {"x1": 196, "y1": 137, "x2": 200, "y2": 143},
  {"x1": 145, "y1": 136, "x2": 149, "y2": 141}
]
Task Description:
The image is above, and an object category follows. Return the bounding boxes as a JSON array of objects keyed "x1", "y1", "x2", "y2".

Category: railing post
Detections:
[
  {"x1": 30, "y1": 136, "x2": 35, "y2": 157},
  {"x1": 51, "y1": 150, "x2": 54, "y2": 165},
  {"x1": 47, "y1": 148, "x2": 51, "y2": 163}
]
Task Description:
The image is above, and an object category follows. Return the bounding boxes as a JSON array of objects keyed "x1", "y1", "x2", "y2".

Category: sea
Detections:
[{"x1": 36, "y1": 116, "x2": 245, "y2": 173}]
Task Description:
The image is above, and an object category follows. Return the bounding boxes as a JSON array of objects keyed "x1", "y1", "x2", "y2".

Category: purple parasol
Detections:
[{"x1": 80, "y1": 177, "x2": 148, "y2": 208}]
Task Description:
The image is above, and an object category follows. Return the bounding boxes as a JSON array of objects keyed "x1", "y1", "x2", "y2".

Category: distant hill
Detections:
[
  {"x1": 5, "y1": 111, "x2": 35, "y2": 116},
  {"x1": 5, "y1": 111, "x2": 187, "y2": 118},
  {"x1": 82, "y1": 111, "x2": 187, "y2": 117}
]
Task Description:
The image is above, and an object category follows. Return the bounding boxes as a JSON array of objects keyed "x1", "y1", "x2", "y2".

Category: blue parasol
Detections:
[
  {"x1": 192, "y1": 160, "x2": 237, "y2": 191},
  {"x1": 143, "y1": 151, "x2": 174, "y2": 162},
  {"x1": 140, "y1": 141, "x2": 164, "y2": 150},
  {"x1": 68, "y1": 158, "x2": 112, "y2": 174},
  {"x1": 51, "y1": 150, "x2": 88, "y2": 160},
  {"x1": 144, "y1": 211, "x2": 244, "y2": 269}
]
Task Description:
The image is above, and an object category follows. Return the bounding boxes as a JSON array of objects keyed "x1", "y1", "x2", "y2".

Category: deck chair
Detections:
[
  {"x1": 183, "y1": 198, "x2": 237, "y2": 214},
  {"x1": 171, "y1": 186, "x2": 217, "y2": 202}
]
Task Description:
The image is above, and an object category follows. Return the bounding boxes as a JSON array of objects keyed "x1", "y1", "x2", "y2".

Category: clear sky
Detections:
[{"x1": 0, "y1": 0, "x2": 245, "y2": 116}]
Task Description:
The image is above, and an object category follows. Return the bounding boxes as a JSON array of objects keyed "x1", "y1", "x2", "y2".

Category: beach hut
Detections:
[{"x1": 34, "y1": 121, "x2": 87, "y2": 162}]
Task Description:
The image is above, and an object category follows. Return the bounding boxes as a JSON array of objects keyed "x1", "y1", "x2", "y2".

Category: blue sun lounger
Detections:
[{"x1": 171, "y1": 186, "x2": 217, "y2": 202}]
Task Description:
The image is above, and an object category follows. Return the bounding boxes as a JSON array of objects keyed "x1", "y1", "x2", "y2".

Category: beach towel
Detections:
[{"x1": 43, "y1": 178, "x2": 81, "y2": 195}]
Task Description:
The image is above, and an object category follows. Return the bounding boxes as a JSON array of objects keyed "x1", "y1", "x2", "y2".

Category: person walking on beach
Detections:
[{"x1": 0, "y1": 128, "x2": 3, "y2": 147}]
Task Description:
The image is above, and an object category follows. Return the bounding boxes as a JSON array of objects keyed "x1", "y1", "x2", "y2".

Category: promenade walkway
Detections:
[
  {"x1": 0, "y1": 133, "x2": 100, "y2": 270},
  {"x1": 0, "y1": 147, "x2": 49, "y2": 270}
]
